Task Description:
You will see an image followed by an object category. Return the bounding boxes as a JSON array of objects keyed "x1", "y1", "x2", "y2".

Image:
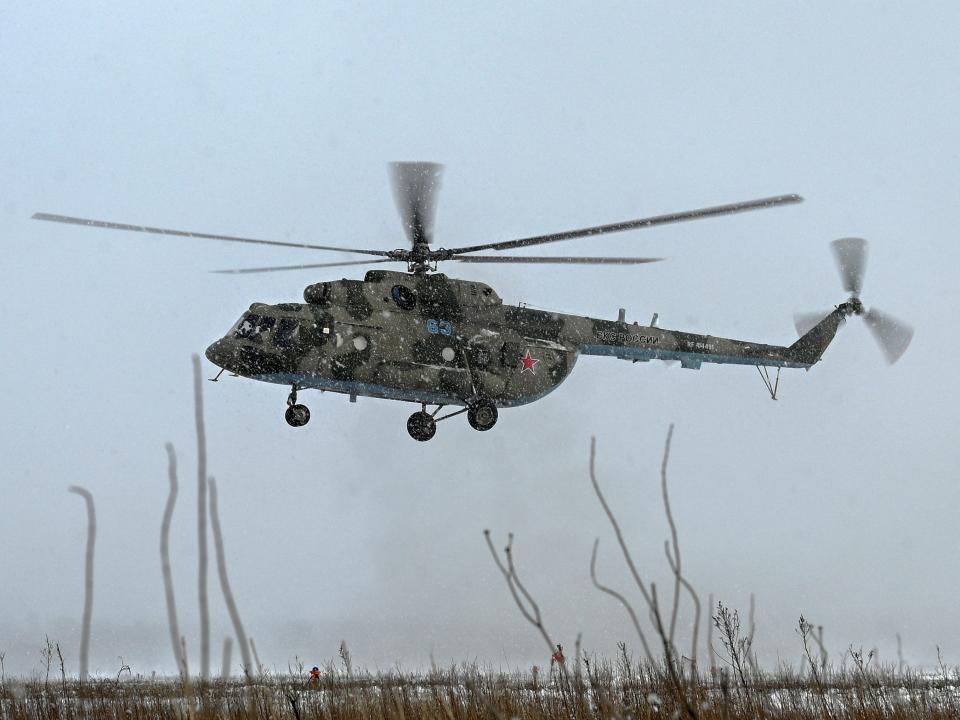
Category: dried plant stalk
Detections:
[
  {"x1": 162, "y1": 443, "x2": 185, "y2": 678},
  {"x1": 483, "y1": 530, "x2": 555, "y2": 655},
  {"x1": 221, "y1": 637, "x2": 233, "y2": 680},
  {"x1": 193, "y1": 354, "x2": 211, "y2": 680},
  {"x1": 208, "y1": 477, "x2": 254, "y2": 678},
  {"x1": 68, "y1": 485, "x2": 96, "y2": 682}
]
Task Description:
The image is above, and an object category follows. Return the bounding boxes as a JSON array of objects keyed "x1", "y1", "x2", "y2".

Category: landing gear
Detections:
[
  {"x1": 285, "y1": 385, "x2": 310, "y2": 427},
  {"x1": 405, "y1": 399, "x2": 499, "y2": 440},
  {"x1": 406, "y1": 411, "x2": 437, "y2": 442},
  {"x1": 285, "y1": 404, "x2": 311, "y2": 427},
  {"x1": 467, "y1": 398, "x2": 498, "y2": 431}
]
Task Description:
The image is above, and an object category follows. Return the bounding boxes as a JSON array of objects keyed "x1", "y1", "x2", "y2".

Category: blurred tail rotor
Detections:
[
  {"x1": 863, "y1": 307, "x2": 914, "y2": 365},
  {"x1": 831, "y1": 237, "x2": 868, "y2": 296},
  {"x1": 794, "y1": 238, "x2": 913, "y2": 364}
]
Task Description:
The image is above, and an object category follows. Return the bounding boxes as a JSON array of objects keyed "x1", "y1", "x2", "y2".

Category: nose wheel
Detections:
[{"x1": 285, "y1": 386, "x2": 311, "y2": 427}]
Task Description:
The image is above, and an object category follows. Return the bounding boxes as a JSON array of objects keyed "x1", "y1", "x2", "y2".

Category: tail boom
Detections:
[{"x1": 569, "y1": 316, "x2": 816, "y2": 370}]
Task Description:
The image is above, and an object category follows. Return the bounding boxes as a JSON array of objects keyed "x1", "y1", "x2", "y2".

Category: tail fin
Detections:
[{"x1": 787, "y1": 309, "x2": 846, "y2": 365}]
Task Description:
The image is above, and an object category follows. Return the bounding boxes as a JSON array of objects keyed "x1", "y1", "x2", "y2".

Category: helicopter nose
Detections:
[{"x1": 205, "y1": 338, "x2": 230, "y2": 368}]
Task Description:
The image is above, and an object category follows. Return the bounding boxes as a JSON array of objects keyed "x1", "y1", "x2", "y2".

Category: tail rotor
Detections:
[
  {"x1": 794, "y1": 238, "x2": 913, "y2": 364},
  {"x1": 862, "y1": 307, "x2": 914, "y2": 365}
]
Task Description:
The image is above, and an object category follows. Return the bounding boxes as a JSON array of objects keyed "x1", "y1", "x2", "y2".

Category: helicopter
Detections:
[{"x1": 33, "y1": 162, "x2": 913, "y2": 441}]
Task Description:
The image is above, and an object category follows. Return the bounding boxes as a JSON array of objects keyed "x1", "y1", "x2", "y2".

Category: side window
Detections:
[
  {"x1": 234, "y1": 313, "x2": 275, "y2": 342},
  {"x1": 234, "y1": 313, "x2": 261, "y2": 339},
  {"x1": 273, "y1": 318, "x2": 301, "y2": 349},
  {"x1": 391, "y1": 285, "x2": 416, "y2": 310}
]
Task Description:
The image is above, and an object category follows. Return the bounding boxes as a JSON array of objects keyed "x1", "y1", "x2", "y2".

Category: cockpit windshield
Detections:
[{"x1": 233, "y1": 313, "x2": 275, "y2": 342}]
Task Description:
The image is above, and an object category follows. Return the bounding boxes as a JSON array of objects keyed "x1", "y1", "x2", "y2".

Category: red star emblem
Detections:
[{"x1": 519, "y1": 349, "x2": 540, "y2": 374}]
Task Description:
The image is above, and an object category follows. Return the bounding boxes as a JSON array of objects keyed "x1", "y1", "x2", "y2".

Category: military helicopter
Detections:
[{"x1": 34, "y1": 163, "x2": 913, "y2": 441}]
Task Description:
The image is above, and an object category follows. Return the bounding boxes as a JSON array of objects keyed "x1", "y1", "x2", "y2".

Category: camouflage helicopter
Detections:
[{"x1": 34, "y1": 163, "x2": 912, "y2": 441}]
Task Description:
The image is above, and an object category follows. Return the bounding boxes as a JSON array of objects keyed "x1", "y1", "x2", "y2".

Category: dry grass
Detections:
[{"x1": 0, "y1": 660, "x2": 958, "y2": 720}]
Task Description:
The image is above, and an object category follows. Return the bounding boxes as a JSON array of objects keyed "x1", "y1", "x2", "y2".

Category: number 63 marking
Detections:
[{"x1": 426, "y1": 319, "x2": 453, "y2": 336}]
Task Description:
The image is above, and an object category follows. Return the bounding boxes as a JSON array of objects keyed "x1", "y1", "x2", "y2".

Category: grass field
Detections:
[{"x1": 2, "y1": 660, "x2": 959, "y2": 720}]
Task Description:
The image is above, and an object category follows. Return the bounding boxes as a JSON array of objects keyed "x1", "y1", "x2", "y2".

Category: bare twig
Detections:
[
  {"x1": 41, "y1": 636, "x2": 53, "y2": 690},
  {"x1": 707, "y1": 593, "x2": 717, "y2": 676},
  {"x1": 798, "y1": 615, "x2": 833, "y2": 720},
  {"x1": 746, "y1": 593, "x2": 759, "y2": 673},
  {"x1": 659, "y1": 425, "x2": 682, "y2": 647},
  {"x1": 658, "y1": 424, "x2": 702, "y2": 671},
  {"x1": 193, "y1": 354, "x2": 211, "y2": 680},
  {"x1": 713, "y1": 602, "x2": 749, "y2": 691},
  {"x1": 340, "y1": 640, "x2": 353, "y2": 677},
  {"x1": 116, "y1": 657, "x2": 131, "y2": 684},
  {"x1": 221, "y1": 637, "x2": 233, "y2": 680},
  {"x1": 250, "y1": 638, "x2": 264, "y2": 676},
  {"x1": 590, "y1": 431, "x2": 697, "y2": 720},
  {"x1": 68, "y1": 485, "x2": 96, "y2": 682},
  {"x1": 208, "y1": 477, "x2": 254, "y2": 679},
  {"x1": 896, "y1": 632, "x2": 904, "y2": 673},
  {"x1": 664, "y1": 540, "x2": 701, "y2": 670},
  {"x1": 56, "y1": 642, "x2": 65, "y2": 689},
  {"x1": 588, "y1": 438, "x2": 655, "y2": 609},
  {"x1": 589, "y1": 539, "x2": 655, "y2": 664},
  {"x1": 483, "y1": 530, "x2": 555, "y2": 654},
  {"x1": 162, "y1": 443, "x2": 186, "y2": 679}
]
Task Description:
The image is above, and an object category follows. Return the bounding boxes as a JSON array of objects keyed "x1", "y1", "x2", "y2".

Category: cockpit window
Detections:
[
  {"x1": 391, "y1": 285, "x2": 416, "y2": 310},
  {"x1": 273, "y1": 318, "x2": 301, "y2": 349},
  {"x1": 234, "y1": 313, "x2": 275, "y2": 342}
]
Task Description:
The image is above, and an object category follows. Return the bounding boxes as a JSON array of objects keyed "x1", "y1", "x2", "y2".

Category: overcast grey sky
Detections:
[{"x1": 2, "y1": 1, "x2": 958, "y2": 677}]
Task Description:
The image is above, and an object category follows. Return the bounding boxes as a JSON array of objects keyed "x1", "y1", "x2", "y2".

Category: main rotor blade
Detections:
[
  {"x1": 447, "y1": 193, "x2": 803, "y2": 255},
  {"x1": 863, "y1": 307, "x2": 914, "y2": 364},
  {"x1": 793, "y1": 310, "x2": 832, "y2": 337},
  {"x1": 390, "y1": 162, "x2": 443, "y2": 247},
  {"x1": 32, "y1": 212, "x2": 391, "y2": 257},
  {"x1": 830, "y1": 237, "x2": 868, "y2": 296},
  {"x1": 212, "y1": 258, "x2": 398, "y2": 274},
  {"x1": 451, "y1": 255, "x2": 663, "y2": 265}
]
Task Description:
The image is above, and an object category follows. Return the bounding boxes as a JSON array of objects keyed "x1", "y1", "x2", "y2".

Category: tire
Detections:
[
  {"x1": 285, "y1": 404, "x2": 311, "y2": 427},
  {"x1": 467, "y1": 400, "x2": 498, "y2": 431},
  {"x1": 406, "y1": 411, "x2": 437, "y2": 441}
]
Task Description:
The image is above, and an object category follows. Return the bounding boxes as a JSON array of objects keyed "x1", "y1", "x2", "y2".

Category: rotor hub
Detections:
[{"x1": 847, "y1": 296, "x2": 865, "y2": 316}]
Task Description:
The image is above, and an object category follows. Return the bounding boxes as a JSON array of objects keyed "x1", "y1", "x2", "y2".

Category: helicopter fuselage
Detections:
[{"x1": 204, "y1": 270, "x2": 827, "y2": 410}]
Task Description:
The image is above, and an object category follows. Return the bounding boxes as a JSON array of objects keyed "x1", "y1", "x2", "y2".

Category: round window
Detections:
[{"x1": 391, "y1": 285, "x2": 416, "y2": 310}]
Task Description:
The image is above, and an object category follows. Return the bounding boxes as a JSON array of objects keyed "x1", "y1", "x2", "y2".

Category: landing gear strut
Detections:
[
  {"x1": 405, "y1": 399, "x2": 499, "y2": 440},
  {"x1": 285, "y1": 386, "x2": 310, "y2": 427}
]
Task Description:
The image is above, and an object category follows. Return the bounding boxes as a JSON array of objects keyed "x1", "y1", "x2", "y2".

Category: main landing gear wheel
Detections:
[
  {"x1": 285, "y1": 404, "x2": 310, "y2": 427},
  {"x1": 284, "y1": 385, "x2": 310, "y2": 427},
  {"x1": 406, "y1": 411, "x2": 437, "y2": 442},
  {"x1": 467, "y1": 399, "x2": 498, "y2": 432}
]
